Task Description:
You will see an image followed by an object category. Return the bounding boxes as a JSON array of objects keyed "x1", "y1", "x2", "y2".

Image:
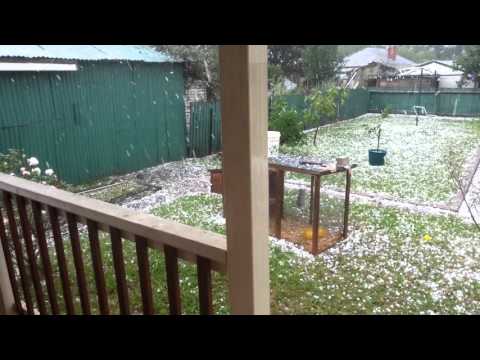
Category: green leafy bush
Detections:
[
  {"x1": 269, "y1": 98, "x2": 305, "y2": 145},
  {"x1": 304, "y1": 85, "x2": 349, "y2": 128},
  {"x1": 0, "y1": 149, "x2": 67, "y2": 189}
]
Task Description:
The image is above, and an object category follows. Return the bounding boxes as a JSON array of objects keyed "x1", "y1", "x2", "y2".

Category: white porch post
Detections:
[
  {"x1": 219, "y1": 45, "x2": 270, "y2": 315},
  {"x1": 0, "y1": 238, "x2": 16, "y2": 315}
]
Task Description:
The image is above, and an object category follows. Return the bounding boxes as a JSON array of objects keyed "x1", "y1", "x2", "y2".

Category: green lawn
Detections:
[
  {"x1": 148, "y1": 193, "x2": 480, "y2": 315},
  {"x1": 36, "y1": 189, "x2": 479, "y2": 315},
  {"x1": 281, "y1": 115, "x2": 480, "y2": 205}
]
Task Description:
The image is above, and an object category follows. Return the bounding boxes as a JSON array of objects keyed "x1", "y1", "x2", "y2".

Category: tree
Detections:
[
  {"x1": 269, "y1": 45, "x2": 342, "y2": 91},
  {"x1": 456, "y1": 45, "x2": 480, "y2": 88},
  {"x1": 268, "y1": 45, "x2": 306, "y2": 85},
  {"x1": 396, "y1": 46, "x2": 432, "y2": 63},
  {"x1": 453, "y1": 45, "x2": 465, "y2": 58},
  {"x1": 304, "y1": 86, "x2": 349, "y2": 145},
  {"x1": 303, "y1": 45, "x2": 341, "y2": 89},
  {"x1": 338, "y1": 45, "x2": 369, "y2": 58},
  {"x1": 268, "y1": 98, "x2": 305, "y2": 145},
  {"x1": 154, "y1": 45, "x2": 219, "y2": 99}
]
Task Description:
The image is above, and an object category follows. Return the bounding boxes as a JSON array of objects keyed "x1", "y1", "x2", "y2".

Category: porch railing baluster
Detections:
[
  {"x1": 48, "y1": 206, "x2": 75, "y2": 315},
  {"x1": 135, "y1": 235, "x2": 154, "y2": 315},
  {"x1": 0, "y1": 206, "x2": 23, "y2": 314},
  {"x1": 66, "y1": 212, "x2": 91, "y2": 315},
  {"x1": 87, "y1": 219, "x2": 109, "y2": 315},
  {"x1": 110, "y1": 227, "x2": 130, "y2": 315},
  {"x1": 164, "y1": 245, "x2": 182, "y2": 315},
  {"x1": 31, "y1": 200, "x2": 59, "y2": 315},
  {"x1": 3, "y1": 191, "x2": 34, "y2": 314},
  {"x1": 16, "y1": 195, "x2": 47, "y2": 315},
  {"x1": 0, "y1": 174, "x2": 227, "y2": 315}
]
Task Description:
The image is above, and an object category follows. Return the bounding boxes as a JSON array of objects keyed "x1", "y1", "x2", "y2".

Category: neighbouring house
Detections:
[
  {"x1": 375, "y1": 60, "x2": 475, "y2": 91},
  {"x1": 340, "y1": 46, "x2": 416, "y2": 89},
  {"x1": 381, "y1": 65, "x2": 439, "y2": 91},
  {"x1": 415, "y1": 60, "x2": 474, "y2": 89},
  {"x1": 0, "y1": 45, "x2": 186, "y2": 184}
]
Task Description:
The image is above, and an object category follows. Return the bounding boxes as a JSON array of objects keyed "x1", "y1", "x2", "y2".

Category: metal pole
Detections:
[
  {"x1": 416, "y1": 68, "x2": 423, "y2": 126},
  {"x1": 311, "y1": 176, "x2": 320, "y2": 255},
  {"x1": 343, "y1": 169, "x2": 352, "y2": 239},
  {"x1": 419, "y1": 68, "x2": 423, "y2": 107}
]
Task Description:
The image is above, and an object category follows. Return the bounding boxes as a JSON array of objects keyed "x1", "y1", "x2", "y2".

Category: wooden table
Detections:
[{"x1": 268, "y1": 156, "x2": 357, "y2": 255}]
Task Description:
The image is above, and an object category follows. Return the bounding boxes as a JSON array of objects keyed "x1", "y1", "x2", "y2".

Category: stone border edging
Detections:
[{"x1": 451, "y1": 146, "x2": 480, "y2": 212}]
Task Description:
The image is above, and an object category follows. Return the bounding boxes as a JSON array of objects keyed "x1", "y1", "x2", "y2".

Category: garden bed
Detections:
[{"x1": 74, "y1": 155, "x2": 221, "y2": 212}]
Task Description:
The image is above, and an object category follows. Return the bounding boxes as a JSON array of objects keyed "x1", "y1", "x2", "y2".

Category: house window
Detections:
[{"x1": 367, "y1": 79, "x2": 378, "y2": 87}]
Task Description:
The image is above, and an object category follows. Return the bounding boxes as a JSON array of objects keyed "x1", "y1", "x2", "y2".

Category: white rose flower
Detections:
[
  {"x1": 20, "y1": 167, "x2": 26, "y2": 172},
  {"x1": 45, "y1": 169, "x2": 55, "y2": 177},
  {"x1": 27, "y1": 157, "x2": 39, "y2": 167},
  {"x1": 31, "y1": 167, "x2": 41, "y2": 176},
  {"x1": 21, "y1": 170, "x2": 31, "y2": 177}
]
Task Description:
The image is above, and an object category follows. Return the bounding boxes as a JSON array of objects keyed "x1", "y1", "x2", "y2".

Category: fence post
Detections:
[
  {"x1": 0, "y1": 238, "x2": 16, "y2": 315},
  {"x1": 186, "y1": 102, "x2": 192, "y2": 157},
  {"x1": 190, "y1": 103, "x2": 195, "y2": 158},
  {"x1": 219, "y1": 45, "x2": 270, "y2": 315},
  {"x1": 208, "y1": 107, "x2": 214, "y2": 155}
]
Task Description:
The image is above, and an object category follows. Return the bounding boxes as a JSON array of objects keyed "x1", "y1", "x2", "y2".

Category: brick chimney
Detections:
[{"x1": 387, "y1": 46, "x2": 397, "y2": 61}]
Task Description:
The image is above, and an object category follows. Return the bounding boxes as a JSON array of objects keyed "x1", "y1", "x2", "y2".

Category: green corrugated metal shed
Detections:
[{"x1": 0, "y1": 45, "x2": 186, "y2": 185}]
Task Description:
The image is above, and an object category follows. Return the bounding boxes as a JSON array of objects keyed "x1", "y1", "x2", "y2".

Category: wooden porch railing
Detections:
[{"x1": 0, "y1": 173, "x2": 227, "y2": 315}]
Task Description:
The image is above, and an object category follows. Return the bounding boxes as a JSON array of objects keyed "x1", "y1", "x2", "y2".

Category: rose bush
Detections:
[{"x1": 0, "y1": 149, "x2": 67, "y2": 189}]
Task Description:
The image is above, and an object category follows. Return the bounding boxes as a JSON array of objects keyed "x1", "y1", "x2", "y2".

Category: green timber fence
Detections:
[
  {"x1": 0, "y1": 61, "x2": 186, "y2": 185},
  {"x1": 188, "y1": 101, "x2": 222, "y2": 157},
  {"x1": 274, "y1": 89, "x2": 370, "y2": 127},
  {"x1": 368, "y1": 88, "x2": 480, "y2": 116},
  {"x1": 188, "y1": 89, "x2": 370, "y2": 156},
  {"x1": 189, "y1": 88, "x2": 480, "y2": 158}
]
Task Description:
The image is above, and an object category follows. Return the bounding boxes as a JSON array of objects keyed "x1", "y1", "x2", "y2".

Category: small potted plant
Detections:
[{"x1": 367, "y1": 107, "x2": 389, "y2": 166}]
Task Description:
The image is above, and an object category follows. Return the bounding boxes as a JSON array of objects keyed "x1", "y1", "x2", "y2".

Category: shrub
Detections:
[
  {"x1": 269, "y1": 98, "x2": 305, "y2": 145},
  {"x1": 304, "y1": 85, "x2": 349, "y2": 145},
  {"x1": 0, "y1": 149, "x2": 67, "y2": 189},
  {"x1": 304, "y1": 85, "x2": 349, "y2": 128}
]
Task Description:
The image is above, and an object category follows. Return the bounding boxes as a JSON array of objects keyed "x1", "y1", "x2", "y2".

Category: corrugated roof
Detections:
[
  {"x1": 398, "y1": 66, "x2": 435, "y2": 77},
  {"x1": 343, "y1": 47, "x2": 415, "y2": 69},
  {"x1": 418, "y1": 60, "x2": 456, "y2": 69},
  {"x1": 0, "y1": 45, "x2": 175, "y2": 63},
  {"x1": 416, "y1": 61, "x2": 463, "y2": 76}
]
